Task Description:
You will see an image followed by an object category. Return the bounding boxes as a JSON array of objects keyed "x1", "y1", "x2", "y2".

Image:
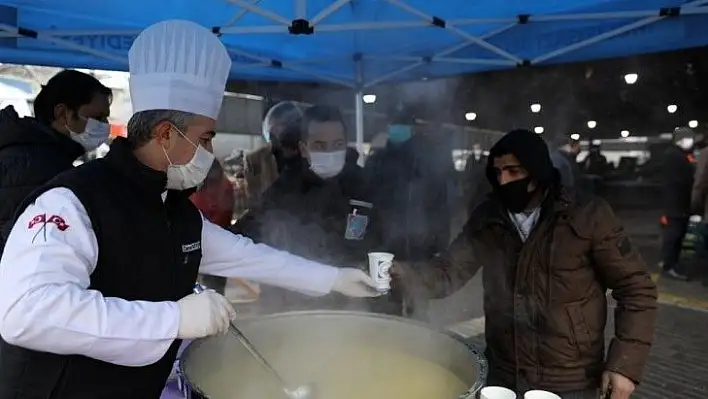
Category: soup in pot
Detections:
[{"x1": 185, "y1": 341, "x2": 469, "y2": 399}]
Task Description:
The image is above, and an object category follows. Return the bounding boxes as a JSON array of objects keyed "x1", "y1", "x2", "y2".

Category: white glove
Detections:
[
  {"x1": 331, "y1": 268, "x2": 381, "y2": 298},
  {"x1": 176, "y1": 289, "x2": 236, "y2": 339}
]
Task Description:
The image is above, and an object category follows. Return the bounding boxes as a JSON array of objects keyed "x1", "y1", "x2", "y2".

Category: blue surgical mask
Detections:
[{"x1": 388, "y1": 125, "x2": 412, "y2": 144}]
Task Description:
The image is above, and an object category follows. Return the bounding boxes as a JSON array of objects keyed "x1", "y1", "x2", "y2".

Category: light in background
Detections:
[
  {"x1": 621, "y1": 130, "x2": 630, "y2": 138},
  {"x1": 587, "y1": 120, "x2": 597, "y2": 129},
  {"x1": 689, "y1": 120, "x2": 698, "y2": 128},
  {"x1": 624, "y1": 73, "x2": 639, "y2": 84},
  {"x1": 465, "y1": 112, "x2": 477, "y2": 121},
  {"x1": 362, "y1": 94, "x2": 377, "y2": 104},
  {"x1": 667, "y1": 104, "x2": 678, "y2": 113},
  {"x1": 530, "y1": 103, "x2": 541, "y2": 113},
  {"x1": 534, "y1": 126, "x2": 544, "y2": 134},
  {"x1": 570, "y1": 133, "x2": 580, "y2": 140}
]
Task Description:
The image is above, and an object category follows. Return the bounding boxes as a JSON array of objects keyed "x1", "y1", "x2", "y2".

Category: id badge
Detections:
[{"x1": 344, "y1": 213, "x2": 369, "y2": 240}]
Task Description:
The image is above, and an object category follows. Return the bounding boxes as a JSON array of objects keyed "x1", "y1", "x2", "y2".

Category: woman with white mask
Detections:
[{"x1": 234, "y1": 105, "x2": 404, "y2": 316}]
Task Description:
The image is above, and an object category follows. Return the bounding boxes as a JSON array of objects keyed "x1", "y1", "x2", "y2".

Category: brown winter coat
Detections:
[
  {"x1": 243, "y1": 144, "x2": 279, "y2": 208},
  {"x1": 410, "y1": 189, "x2": 657, "y2": 392}
]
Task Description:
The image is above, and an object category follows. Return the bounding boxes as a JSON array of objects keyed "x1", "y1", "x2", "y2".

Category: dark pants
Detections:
[{"x1": 662, "y1": 217, "x2": 689, "y2": 272}]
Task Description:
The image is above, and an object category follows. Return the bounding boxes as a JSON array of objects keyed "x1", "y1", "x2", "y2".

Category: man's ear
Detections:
[
  {"x1": 298, "y1": 141, "x2": 310, "y2": 162},
  {"x1": 153, "y1": 120, "x2": 173, "y2": 149},
  {"x1": 53, "y1": 104, "x2": 69, "y2": 126}
]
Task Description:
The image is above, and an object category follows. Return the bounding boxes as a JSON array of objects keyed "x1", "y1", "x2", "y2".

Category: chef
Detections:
[{"x1": 0, "y1": 20, "x2": 377, "y2": 398}]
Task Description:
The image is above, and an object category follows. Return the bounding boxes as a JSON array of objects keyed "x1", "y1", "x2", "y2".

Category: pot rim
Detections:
[{"x1": 178, "y1": 310, "x2": 488, "y2": 399}]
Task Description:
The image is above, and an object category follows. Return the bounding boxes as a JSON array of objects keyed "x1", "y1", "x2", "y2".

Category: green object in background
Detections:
[{"x1": 681, "y1": 218, "x2": 705, "y2": 259}]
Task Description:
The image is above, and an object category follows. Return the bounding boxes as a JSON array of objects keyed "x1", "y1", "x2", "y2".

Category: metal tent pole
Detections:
[{"x1": 355, "y1": 59, "x2": 365, "y2": 166}]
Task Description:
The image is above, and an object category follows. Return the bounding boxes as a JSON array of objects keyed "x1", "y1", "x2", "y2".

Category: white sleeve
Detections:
[
  {"x1": 0, "y1": 188, "x2": 180, "y2": 367},
  {"x1": 199, "y1": 217, "x2": 339, "y2": 296}
]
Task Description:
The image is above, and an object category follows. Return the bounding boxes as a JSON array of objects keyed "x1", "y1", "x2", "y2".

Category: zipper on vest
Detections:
[{"x1": 162, "y1": 198, "x2": 176, "y2": 293}]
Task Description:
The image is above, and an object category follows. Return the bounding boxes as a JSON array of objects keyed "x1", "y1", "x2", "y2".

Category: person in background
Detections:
[
  {"x1": 467, "y1": 142, "x2": 486, "y2": 166},
  {"x1": 243, "y1": 101, "x2": 303, "y2": 208},
  {"x1": 395, "y1": 129, "x2": 657, "y2": 399},
  {"x1": 0, "y1": 70, "x2": 112, "y2": 251},
  {"x1": 661, "y1": 127, "x2": 696, "y2": 281},
  {"x1": 234, "y1": 105, "x2": 399, "y2": 315},
  {"x1": 364, "y1": 119, "x2": 451, "y2": 320},
  {"x1": 0, "y1": 21, "x2": 377, "y2": 398},
  {"x1": 190, "y1": 160, "x2": 235, "y2": 294},
  {"x1": 549, "y1": 135, "x2": 582, "y2": 189},
  {"x1": 582, "y1": 143, "x2": 608, "y2": 176}
]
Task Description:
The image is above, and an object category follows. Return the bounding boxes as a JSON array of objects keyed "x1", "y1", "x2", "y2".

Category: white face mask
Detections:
[
  {"x1": 677, "y1": 137, "x2": 695, "y2": 150},
  {"x1": 163, "y1": 127, "x2": 215, "y2": 190},
  {"x1": 309, "y1": 150, "x2": 346, "y2": 179},
  {"x1": 68, "y1": 118, "x2": 111, "y2": 152}
]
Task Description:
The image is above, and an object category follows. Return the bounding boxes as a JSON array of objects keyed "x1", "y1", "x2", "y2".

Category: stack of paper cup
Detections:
[
  {"x1": 480, "y1": 386, "x2": 516, "y2": 399},
  {"x1": 367, "y1": 252, "x2": 394, "y2": 292},
  {"x1": 524, "y1": 390, "x2": 561, "y2": 399}
]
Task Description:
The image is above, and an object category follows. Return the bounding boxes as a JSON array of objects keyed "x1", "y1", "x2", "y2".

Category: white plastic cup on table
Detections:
[
  {"x1": 367, "y1": 252, "x2": 394, "y2": 292},
  {"x1": 524, "y1": 390, "x2": 561, "y2": 399},
  {"x1": 480, "y1": 386, "x2": 516, "y2": 399}
]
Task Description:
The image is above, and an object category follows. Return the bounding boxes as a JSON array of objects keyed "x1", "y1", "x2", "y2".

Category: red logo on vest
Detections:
[{"x1": 28, "y1": 214, "x2": 70, "y2": 232}]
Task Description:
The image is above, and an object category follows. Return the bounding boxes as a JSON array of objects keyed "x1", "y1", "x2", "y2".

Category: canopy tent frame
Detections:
[{"x1": 1, "y1": 0, "x2": 708, "y2": 159}]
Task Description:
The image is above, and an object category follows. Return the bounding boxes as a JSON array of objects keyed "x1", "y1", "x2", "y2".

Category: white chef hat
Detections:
[{"x1": 128, "y1": 20, "x2": 231, "y2": 120}]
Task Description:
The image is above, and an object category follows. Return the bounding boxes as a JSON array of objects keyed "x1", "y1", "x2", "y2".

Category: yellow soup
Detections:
[{"x1": 186, "y1": 342, "x2": 469, "y2": 399}]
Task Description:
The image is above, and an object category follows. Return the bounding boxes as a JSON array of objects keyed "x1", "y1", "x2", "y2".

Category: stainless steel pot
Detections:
[{"x1": 179, "y1": 311, "x2": 487, "y2": 399}]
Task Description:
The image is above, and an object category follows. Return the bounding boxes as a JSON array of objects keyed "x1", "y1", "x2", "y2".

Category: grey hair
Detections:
[{"x1": 126, "y1": 109, "x2": 195, "y2": 148}]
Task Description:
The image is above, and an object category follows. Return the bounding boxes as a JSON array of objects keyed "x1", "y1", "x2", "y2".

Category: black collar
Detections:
[{"x1": 105, "y1": 138, "x2": 167, "y2": 197}]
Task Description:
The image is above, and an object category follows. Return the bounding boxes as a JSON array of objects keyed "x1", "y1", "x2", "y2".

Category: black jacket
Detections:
[
  {"x1": 0, "y1": 138, "x2": 202, "y2": 398},
  {"x1": 0, "y1": 106, "x2": 84, "y2": 250},
  {"x1": 236, "y1": 161, "x2": 378, "y2": 264},
  {"x1": 233, "y1": 161, "x2": 401, "y2": 314},
  {"x1": 661, "y1": 145, "x2": 695, "y2": 217}
]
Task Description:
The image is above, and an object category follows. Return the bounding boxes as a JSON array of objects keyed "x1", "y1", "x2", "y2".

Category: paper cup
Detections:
[
  {"x1": 524, "y1": 390, "x2": 561, "y2": 399},
  {"x1": 480, "y1": 386, "x2": 517, "y2": 399},
  {"x1": 367, "y1": 252, "x2": 394, "y2": 292}
]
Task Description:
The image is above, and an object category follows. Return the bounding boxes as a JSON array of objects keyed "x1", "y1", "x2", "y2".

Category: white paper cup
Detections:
[
  {"x1": 480, "y1": 386, "x2": 517, "y2": 399},
  {"x1": 524, "y1": 390, "x2": 561, "y2": 399},
  {"x1": 367, "y1": 252, "x2": 394, "y2": 292}
]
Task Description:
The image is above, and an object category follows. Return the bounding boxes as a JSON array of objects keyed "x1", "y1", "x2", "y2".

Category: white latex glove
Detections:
[
  {"x1": 331, "y1": 268, "x2": 381, "y2": 298},
  {"x1": 176, "y1": 289, "x2": 236, "y2": 339}
]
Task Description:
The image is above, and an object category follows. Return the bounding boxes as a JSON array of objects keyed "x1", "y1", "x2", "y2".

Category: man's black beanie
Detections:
[{"x1": 485, "y1": 129, "x2": 558, "y2": 189}]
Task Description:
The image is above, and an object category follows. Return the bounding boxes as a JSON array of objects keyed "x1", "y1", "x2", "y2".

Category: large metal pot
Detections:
[{"x1": 179, "y1": 311, "x2": 487, "y2": 398}]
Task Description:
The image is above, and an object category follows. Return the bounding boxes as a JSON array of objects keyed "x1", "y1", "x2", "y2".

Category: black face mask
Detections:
[{"x1": 496, "y1": 177, "x2": 535, "y2": 213}]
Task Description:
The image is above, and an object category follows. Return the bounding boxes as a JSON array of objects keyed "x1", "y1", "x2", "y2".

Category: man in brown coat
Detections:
[{"x1": 398, "y1": 129, "x2": 657, "y2": 399}]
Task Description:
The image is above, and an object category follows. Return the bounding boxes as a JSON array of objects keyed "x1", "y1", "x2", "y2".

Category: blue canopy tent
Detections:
[{"x1": 1, "y1": 0, "x2": 708, "y2": 152}]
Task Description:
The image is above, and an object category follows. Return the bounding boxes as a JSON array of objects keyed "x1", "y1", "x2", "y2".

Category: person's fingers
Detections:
[
  {"x1": 346, "y1": 284, "x2": 380, "y2": 298},
  {"x1": 357, "y1": 271, "x2": 379, "y2": 289},
  {"x1": 601, "y1": 372, "x2": 611, "y2": 398},
  {"x1": 209, "y1": 292, "x2": 234, "y2": 334}
]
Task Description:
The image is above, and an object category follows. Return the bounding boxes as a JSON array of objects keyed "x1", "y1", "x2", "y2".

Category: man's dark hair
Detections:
[
  {"x1": 33, "y1": 70, "x2": 112, "y2": 124},
  {"x1": 301, "y1": 105, "x2": 346, "y2": 140}
]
